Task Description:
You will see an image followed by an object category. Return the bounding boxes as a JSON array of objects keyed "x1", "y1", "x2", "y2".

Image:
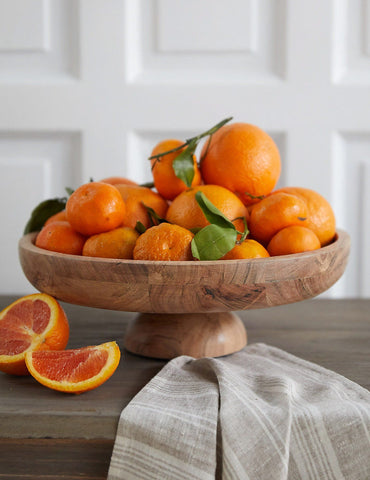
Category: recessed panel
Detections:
[
  {"x1": 157, "y1": 0, "x2": 256, "y2": 53},
  {"x1": 0, "y1": 0, "x2": 48, "y2": 52},
  {"x1": 0, "y1": 133, "x2": 80, "y2": 294},
  {"x1": 332, "y1": 133, "x2": 370, "y2": 297},
  {"x1": 125, "y1": 0, "x2": 286, "y2": 84},
  {"x1": 333, "y1": 0, "x2": 370, "y2": 83},
  {"x1": 0, "y1": 0, "x2": 79, "y2": 82}
]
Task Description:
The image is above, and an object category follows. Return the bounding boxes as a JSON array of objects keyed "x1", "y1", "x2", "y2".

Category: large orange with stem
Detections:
[
  {"x1": 0, "y1": 294, "x2": 69, "y2": 375},
  {"x1": 150, "y1": 139, "x2": 202, "y2": 200},
  {"x1": 200, "y1": 123, "x2": 281, "y2": 206},
  {"x1": 166, "y1": 185, "x2": 248, "y2": 231},
  {"x1": 66, "y1": 182, "x2": 126, "y2": 236}
]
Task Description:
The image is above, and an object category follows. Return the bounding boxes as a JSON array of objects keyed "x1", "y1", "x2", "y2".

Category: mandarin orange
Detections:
[
  {"x1": 66, "y1": 182, "x2": 126, "y2": 236},
  {"x1": 166, "y1": 185, "x2": 248, "y2": 231},
  {"x1": 133, "y1": 223, "x2": 194, "y2": 261},
  {"x1": 150, "y1": 139, "x2": 201, "y2": 200},
  {"x1": 267, "y1": 225, "x2": 321, "y2": 256}
]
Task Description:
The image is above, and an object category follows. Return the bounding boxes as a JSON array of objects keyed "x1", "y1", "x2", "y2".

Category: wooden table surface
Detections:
[{"x1": 0, "y1": 296, "x2": 369, "y2": 479}]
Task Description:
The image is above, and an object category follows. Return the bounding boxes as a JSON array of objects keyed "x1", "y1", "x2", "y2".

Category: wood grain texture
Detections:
[
  {"x1": 124, "y1": 312, "x2": 247, "y2": 358},
  {"x1": 18, "y1": 230, "x2": 350, "y2": 314}
]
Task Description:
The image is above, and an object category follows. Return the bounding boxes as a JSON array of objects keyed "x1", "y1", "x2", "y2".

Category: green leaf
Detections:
[
  {"x1": 135, "y1": 221, "x2": 147, "y2": 234},
  {"x1": 172, "y1": 139, "x2": 197, "y2": 187},
  {"x1": 23, "y1": 198, "x2": 67, "y2": 235},
  {"x1": 65, "y1": 187, "x2": 74, "y2": 196},
  {"x1": 195, "y1": 191, "x2": 235, "y2": 230},
  {"x1": 141, "y1": 203, "x2": 168, "y2": 226},
  {"x1": 191, "y1": 224, "x2": 237, "y2": 260}
]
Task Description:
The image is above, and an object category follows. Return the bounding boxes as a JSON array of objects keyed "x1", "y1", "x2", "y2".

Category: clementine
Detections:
[
  {"x1": 82, "y1": 227, "x2": 139, "y2": 259},
  {"x1": 274, "y1": 187, "x2": 336, "y2": 246},
  {"x1": 133, "y1": 223, "x2": 194, "y2": 261},
  {"x1": 35, "y1": 221, "x2": 86, "y2": 255},
  {"x1": 267, "y1": 225, "x2": 321, "y2": 256},
  {"x1": 150, "y1": 139, "x2": 201, "y2": 200},
  {"x1": 166, "y1": 185, "x2": 248, "y2": 231},
  {"x1": 221, "y1": 239, "x2": 270, "y2": 260},
  {"x1": 248, "y1": 192, "x2": 308, "y2": 245},
  {"x1": 66, "y1": 182, "x2": 126, "y2": 236},
  {"x1": 115, "y1": 184, "x2": 168, "y2": 230}
]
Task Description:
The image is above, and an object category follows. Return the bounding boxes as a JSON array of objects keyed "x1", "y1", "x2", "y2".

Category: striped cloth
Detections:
[{"x1": 108, "y1": 343, "x2": 370, "y2": 480}]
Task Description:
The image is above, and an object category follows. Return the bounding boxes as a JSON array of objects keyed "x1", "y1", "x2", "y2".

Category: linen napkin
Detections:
[{"x1": 108, "y1": 343, "x2": 370, "y2": 480}]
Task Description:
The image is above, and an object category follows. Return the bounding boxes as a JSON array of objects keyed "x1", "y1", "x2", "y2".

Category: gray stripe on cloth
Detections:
[{"x1": 108, "y1": 343, "x2": 370, "y2": 480}]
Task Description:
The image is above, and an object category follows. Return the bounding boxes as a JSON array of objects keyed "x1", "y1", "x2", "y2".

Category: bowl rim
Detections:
[{"x1": 19, "y1": 229, "x2": 349, "y2": 268}]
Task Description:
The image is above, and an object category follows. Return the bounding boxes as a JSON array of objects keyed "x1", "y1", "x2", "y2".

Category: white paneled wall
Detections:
[{"x1": 0, "y1": 0, "x2": 369, "y2": 297}]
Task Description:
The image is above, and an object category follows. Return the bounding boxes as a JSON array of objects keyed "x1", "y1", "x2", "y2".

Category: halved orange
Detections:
[
  {"x1": 25, "y1": 341, "x2": 121, "y2": 394},
  {"x1": 0, "y1": 294, "x2": 69, "y2": 376}
]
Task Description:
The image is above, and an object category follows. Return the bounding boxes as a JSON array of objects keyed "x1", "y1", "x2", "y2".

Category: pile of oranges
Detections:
[{"x1": 33, "y1": 120, "x2": 336, "y2": 262}]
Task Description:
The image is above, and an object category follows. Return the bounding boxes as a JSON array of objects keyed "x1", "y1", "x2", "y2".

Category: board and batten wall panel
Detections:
[{"x1": 0, "y1": 0, "x2": 369, "y2": 298}]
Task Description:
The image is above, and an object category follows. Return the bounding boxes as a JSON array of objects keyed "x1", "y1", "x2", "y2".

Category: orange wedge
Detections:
[
  {"x1": 0, "y1": 294, "x2": 69, "y2": 376},
  {"x1": 25, "y1": 341, "x2": 121, "y2": 394}
]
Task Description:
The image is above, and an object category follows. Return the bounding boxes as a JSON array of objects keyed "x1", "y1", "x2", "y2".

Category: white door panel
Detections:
[{"x1": 0, "y1": 0, "x2": 369, "y2": 298}]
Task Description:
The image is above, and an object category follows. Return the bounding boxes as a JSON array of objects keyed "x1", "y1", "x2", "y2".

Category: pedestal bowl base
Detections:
[{"x1": 123, "y1": 312, "x2": 247, "y2": 359}]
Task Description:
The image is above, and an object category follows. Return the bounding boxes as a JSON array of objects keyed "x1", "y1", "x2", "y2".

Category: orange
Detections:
[
  {"x1": 66, "y1": 182, "x2": 126, "y2": 236},
  {"x1": 150, "y1": 139, "x2": 202, "y2": 200},
  {"x1": 25, "y1": 341, "x2": 120, "y2": 394},
  {"x1": 249, "y1": 192, "x2": 308, "y2": 246},
  {"x1": 35, "y1": 221, "x2": 86, "y2": 255},
  {"x1": 133, "y1": 223, "x2": 194, "y2": 261},
  {"x1": 274, "y1": 187, "x2": 336, "y2": 246},
  {"x1": 100, "y1": 176, "x2": 137, "y2": 186},
  {"x1": 82, "y1": 227, "x2": 139, "y2": 259},
  {"x1": 44, "y1": 210, "x2": 67, "y2": 226},
  {"x1": 166, "y1": 185, "x2": 248, "y2": 231},
  {"x1": 0, "y1": 294, "x2": 69, "y2": 376},
  {"x1": 200, "y1": 122, "x2": 281, "y2": 206},
  {"x1": 267, "y1": 226, "x2": 321, "y2": 256},
  {"x1": 221, "y1": 239, "x2": 270, "y2": 260},
  {"x1": 115, "y1": 184, "x2": 168, "y2": 230}
]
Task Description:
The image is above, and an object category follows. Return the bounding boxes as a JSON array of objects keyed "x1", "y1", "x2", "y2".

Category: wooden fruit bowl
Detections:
[{"x1": 19, "y1": 230, "x2": 350, "y2": 359}]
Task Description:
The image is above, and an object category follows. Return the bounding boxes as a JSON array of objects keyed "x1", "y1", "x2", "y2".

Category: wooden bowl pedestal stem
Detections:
[{"x1": 123, "y1": 312, "x2": 247, "y2": 359}]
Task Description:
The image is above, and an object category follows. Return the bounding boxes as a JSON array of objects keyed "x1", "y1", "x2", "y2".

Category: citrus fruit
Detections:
[
  {"x1": 25, "y1": 341, "x2": 121, "y2": 394},
  {"x1": 44, "y1": 210, "x2": 67, "y2": 226},
  {"x1": 133, "y1": 223, "x2": 194, "y2": 261},
  {"x1": 267, "y1": 225, "x2": 321, "y2": 256},
  {"x1": 66, "y1": 182, "x2": 126, "y2": 236},
  {"x1": 248, "y1": 192, "x2": 308, "y2": 245},
  {"x1": 166, "y1": 185, "x2": 248, "y2": 231},
  {"x1": 82, "y1": 227, "x2": 139, "y2": 259},
  {"x1": 35, "y1": 221, "x2": 86, "y2": 255},
  {"x1": 100, "y1": 176, "x2": 137, "y2": 186},
  {"x1": 115, "y1": 184, "x2": 168, "y2": 230},
  {"x1": 150, "y1": 139, "x2": 202, "y2": 200},
  {"x1": 0, "y1": 294, "x2": 69, "y2": 376},
  {"x1": 200, "y1": 122, "x2": 281, "y2": 205},
  {"x1": 274, "y1": 187, "x2": 336, "y2": 246},
  {"x1": 221, "y1": 239, "x2": 270, "y2": 260}
]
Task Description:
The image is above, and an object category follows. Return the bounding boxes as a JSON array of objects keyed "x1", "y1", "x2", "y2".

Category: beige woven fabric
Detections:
[{"x1": 108, "y1": 343, "x2": 370, "y2": 480}]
